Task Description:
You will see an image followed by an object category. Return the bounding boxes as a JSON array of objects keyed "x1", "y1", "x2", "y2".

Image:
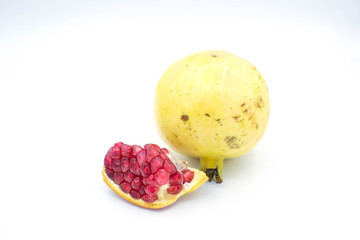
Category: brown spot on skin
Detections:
[
  {"x1": 212, "y1": 54, "x2": 217, "y2": 57},
  {"x1": 241, "y1": 103, "x2": 246, "y2": 107},
  {"x1": 224, "y1": 136, "x2": 240, "y2": 149},
  {"x1": 243, "y1": 109, "x2": 248, "y2": 113},
  {"x1": 181, "y1": 115, "x2": 189, "y2": 121},
  {"x1": 256, "y1": 123, "x2": 259, "y2": 129},
  {"x1": 232, "y1": 116, "x2": 240, "y2": 120},
  {"x1": 256, "y1": 97, "x2": 264, "y2": 108},
  {"x1": 205, "y1": 113, "x2": 210, "y2": 117},
  {"x1": 215, "y1": 119, "x2": 220, "y2": 122}
]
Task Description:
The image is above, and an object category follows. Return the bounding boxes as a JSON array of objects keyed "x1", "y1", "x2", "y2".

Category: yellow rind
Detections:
[{"x1": 102, "y1": 167, "x2": 208, "y2": 209}]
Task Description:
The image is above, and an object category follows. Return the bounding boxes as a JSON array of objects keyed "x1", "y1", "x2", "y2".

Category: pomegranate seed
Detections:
[
  {"x1": 164, "y1": 159, "x2": 177, "y2": 175},
  {"x1": 115, "y1": 142, "x2": 123, "y2": 149},
  {"x1": 139, "y1": 185, "x2": 146, "y2": 195},
  {"x1": 124, "y1": 171, "x2": 135, "y2": 183},
  {"x1": 169, "y1": 171, "x2": 182, "y2": 184},
  {"x1": 130, "y1": 190, "x2": 141, "y2": 199},
  {"x1": 154, "y1": 169, "x2": 170, "y2": 185},
  {"x1": 160, "y1": 148, "x2": 169, "y2": 154},
  {"x1": 145, "y1": 185, "x2": 159, "y2": 196},
  {"x1": 114, "y1": 172, "x2": 124, "y2": 184},
  {"x1": 158, "y1": 152, "x2": 169, "y2": 161},
  {"x1": 130, "y1": 158, "x2": 140, "y2": 175},
  {"x1": 144, "y1": 174, "x2": 160, "y2": 187},
  {"x1": 146, "y1": 145, "x2": 159, "y2": 162},
  {"x1": 121, "y1": 144, "x2": 132, "y2": 157},
  {"x1": 182, "y1": 169, "x2": 194, "y2": 183},
  {"x1": 151, "y1": 157, "x2": 164, "y2": 173},
  {"x1": 140, "y1": 163, "x2": 151, "y2": 177},
  {"x1": 145, "y1": 144, "x2": 160, "y2": 151},
  {"x1": 120, "y1": 157, "x2": 130, "y2": 172},
  {"x1": 109, "y1": 145, "x2": 121, "y2": 159},
  {"x1": 131, "y1": 177, "x2": 141, "y2": 190},
  {"x1": 105, "y1": 168, "x2": 114, "y2": 180},
  {"x1": 112, "y1": 158, "x2": 121, "y2": 172},
  {"x1": 167, "y1": 184, "x2": 183, "y2": 195},
  {"x1": 137, "y1": 150, "x2": 146, "y2": 166},
  {"x1": 131, "y1": 145, "x2": 143, "y2": 157},
  {"x1": 104, "y1": 154, "x2": 113, "y2": 169},
  {"x1": 119, "y1": 182, "x2": 131, "y2": 194},
  {"x1": 141, "y1": 194, "x2": 158, "y2": 203},
  {"x1": 144, "y1": 144, "x2": 152, "y2": 150}
]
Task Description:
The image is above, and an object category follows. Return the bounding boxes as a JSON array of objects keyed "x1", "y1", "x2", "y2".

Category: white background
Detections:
[{"x1": 1, "y1": 1, "x2": 359, "y2": 239}]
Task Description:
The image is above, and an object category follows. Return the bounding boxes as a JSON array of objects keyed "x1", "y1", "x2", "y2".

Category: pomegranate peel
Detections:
[{"x1": 103, "y1": 142, "x2": 208, "y2": 209}]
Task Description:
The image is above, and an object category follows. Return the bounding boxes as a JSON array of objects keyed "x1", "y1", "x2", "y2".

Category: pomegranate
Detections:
[{"x1": 102, "y1": 142, "x2": 208, "y2": 208}]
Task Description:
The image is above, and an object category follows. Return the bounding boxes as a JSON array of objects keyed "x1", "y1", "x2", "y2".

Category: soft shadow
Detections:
[{"x1": 222, "y1": 151, "x2": 257, "y2": 180}]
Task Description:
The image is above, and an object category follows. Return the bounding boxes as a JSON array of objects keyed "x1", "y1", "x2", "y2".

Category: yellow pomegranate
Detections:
[{"x1": 154, "y1": 50, "x2": 270, "y2": 183}]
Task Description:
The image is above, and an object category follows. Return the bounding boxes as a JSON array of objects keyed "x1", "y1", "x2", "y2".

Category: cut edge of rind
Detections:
[{"x1": 102, "y1": 166, "x2": 208, "y2": 209}]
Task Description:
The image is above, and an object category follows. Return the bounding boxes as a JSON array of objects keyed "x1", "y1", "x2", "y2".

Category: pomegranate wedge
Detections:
[{"x1": 102, "y1": 142, "x2": 208, "y2": 208}]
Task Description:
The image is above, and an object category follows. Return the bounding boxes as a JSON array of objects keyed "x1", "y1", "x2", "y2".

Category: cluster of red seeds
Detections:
[{"x1": 104, "y1": 142, "x2": 194, "y2": 203}]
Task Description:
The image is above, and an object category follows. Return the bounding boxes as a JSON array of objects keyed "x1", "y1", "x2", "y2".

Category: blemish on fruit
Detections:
[
  {"x1": 205, "y1": 113, "x2": 210, "y2": 117},
  {"x1": 212, "y1": 54, "x2": 217, "y2": 57},
  {"x1": 181, "y1": 115, "x2": 189, "y2": 121},
  {"x1": 215, "y1": 118, "x2": 221, "y2": 122},
  {"x1": 232, "y1": 116, "x2": 240, "y2": 120},
  {"x1": 241, "y1": 103, "x2": 246, "y2": 107},
  {"x1": 256, "y1": 97, "x2": 264, "y2": 108},
  {"x1": 243, "y1": 109, "x2": 248, "y2": 113},
  {"x1": 224, "y1": 136, "x2": 240, "y2": 149}
]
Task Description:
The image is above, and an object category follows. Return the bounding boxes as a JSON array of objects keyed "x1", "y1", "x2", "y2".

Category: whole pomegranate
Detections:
[{"x1": 154, "y1": 50, "x2": 270, "y2": 183}]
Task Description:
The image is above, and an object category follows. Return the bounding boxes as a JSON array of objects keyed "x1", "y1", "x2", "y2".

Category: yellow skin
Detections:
[{"x1": 154, "y1": 50, "x2": 270, "y2": 183}]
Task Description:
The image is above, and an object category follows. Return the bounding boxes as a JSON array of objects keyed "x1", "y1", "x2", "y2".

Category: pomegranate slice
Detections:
[{"x1": 102, "y1": 142, "x2": 208, "y2": 208}]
